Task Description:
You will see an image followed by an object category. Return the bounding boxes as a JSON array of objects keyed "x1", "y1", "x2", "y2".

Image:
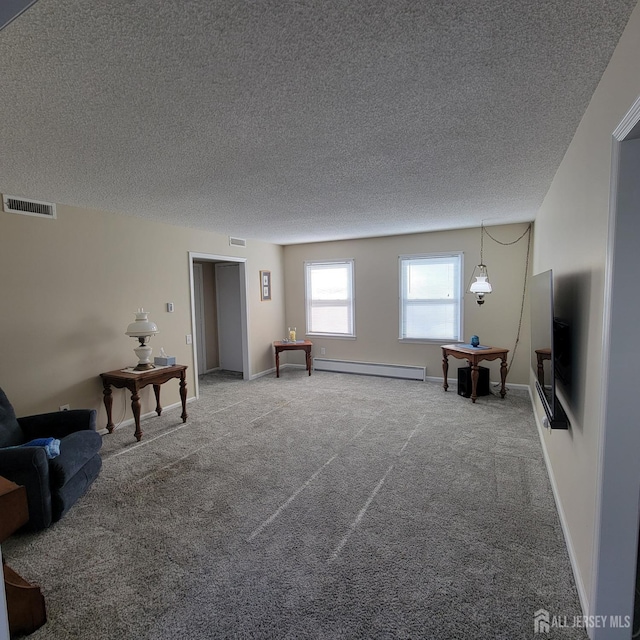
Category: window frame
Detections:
[
  {"x1": 304, "y1": 259, "x2": 356, "y2": 338},
  {"x1": 398, "y1": 252, "x2": 464, "y2": 343}
]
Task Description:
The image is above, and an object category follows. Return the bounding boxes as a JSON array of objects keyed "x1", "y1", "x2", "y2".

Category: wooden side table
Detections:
[
  {"x1": 273, "y1": 341, "x2": 313, "y2": 377},
  {"x1": 441, "y1": 344, "x2": 509, "y2": 403},
  {"x1": 1, "y1": 476, "x2": 47, "y2": 636},
  {"x1": 100, "y1": 364, "x2": 188, "y2": 441}
]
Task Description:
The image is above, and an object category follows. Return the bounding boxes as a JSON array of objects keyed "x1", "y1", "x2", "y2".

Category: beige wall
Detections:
[
  {"x1": 283, "y1": 222, "x2": 532, "y2": 385},
  {"x1": 0, "y1": 202, "x2": 285, "y2": 421},
  {"x1": 532, "y1": 1, "x2": 640, "y2": 612}
]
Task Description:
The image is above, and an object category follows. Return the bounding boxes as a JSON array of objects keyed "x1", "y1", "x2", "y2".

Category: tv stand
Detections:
[
  {"x1": 550, "y1": 399, "x2": 570, "y2": 429},
  {"x1": 535, "y1": 384, "x2": 570, "y2": 429}
]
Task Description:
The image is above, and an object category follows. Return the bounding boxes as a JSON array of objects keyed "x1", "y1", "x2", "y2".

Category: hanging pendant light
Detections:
[
  {"x1": 469, "y1": 264, "x2": 492, "y2": 305},
  {"x1": 469, "y1": 225, "x2": 493, "y2": 305}
]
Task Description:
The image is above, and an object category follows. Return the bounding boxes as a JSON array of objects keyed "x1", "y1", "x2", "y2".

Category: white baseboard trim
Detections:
[
  {"x1": 502, "y1": 382, "x2": 530, "y2": 390},
  {"x1": 250, "y1": 363, "x2": 306, "y2": 380},
  {"x1": 98, "y1": 396, "x2": 197, "y2": 436},
  {"x1": 250, "y1": 367, "x2": 275, "y2": 380},
  {"x1": 313, "y1": 358, "x2": 425, "y2": 381},
  {"x1": 527, "y1": 386, "x2": 590, "y2": 620},
  {"x1": 424, "y1": 375, "x2": 529, "y2": 392}
]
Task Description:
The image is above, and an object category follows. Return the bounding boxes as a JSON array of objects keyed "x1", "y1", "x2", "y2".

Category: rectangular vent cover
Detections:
[
  {"x1": 3, "y1": 195, "x2": 56, "y2": 219},
  {"x1": 229, "y1": 236, "x2": 246, "y2": 248}
]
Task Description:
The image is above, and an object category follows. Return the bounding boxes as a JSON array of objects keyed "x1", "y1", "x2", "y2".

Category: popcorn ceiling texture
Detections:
[{"x1": 0, "y1": 0, "x2": 636, "y2": 244}]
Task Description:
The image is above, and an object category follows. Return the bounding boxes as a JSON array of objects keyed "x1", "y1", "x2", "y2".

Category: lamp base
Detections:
[
  {"x1": 133, "y1": 343, "x2": 154, "y2": 370},
  {"x1": 133, "y1": 363, "x2": 155, "y2": 371}
]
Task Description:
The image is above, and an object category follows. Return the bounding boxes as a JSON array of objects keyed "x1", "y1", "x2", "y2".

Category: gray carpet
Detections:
[{"x1": 4, "y1": 370, "x2": 587, "y2": 639}]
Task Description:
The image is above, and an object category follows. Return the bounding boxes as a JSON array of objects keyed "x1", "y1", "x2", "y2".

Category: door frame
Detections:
[
  {"x1": 589, "y1": 95, "x2": 640, "y2": 636},
  {"x1": 188, "y1": 252, "x2": 250, "y2": 399},
  {"x1": 192, "y1": 262, "x2": 208, "y2": 376}
]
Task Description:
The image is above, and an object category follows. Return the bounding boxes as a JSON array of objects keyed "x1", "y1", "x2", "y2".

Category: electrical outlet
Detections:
[
  {"x1": 186, "y1": 334, "x2": 192, "y2": 345},
  {"x1": 320, "y1": 347, "x2": 326, "y2": 355},
  {"x1": 59, "y1": 404, "x2": 70, "y2": 411}
]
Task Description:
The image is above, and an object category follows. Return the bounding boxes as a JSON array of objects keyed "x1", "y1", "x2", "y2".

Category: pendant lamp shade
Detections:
[{"x1": 469, "y1": 266, "x2": 492, "y2": 294}]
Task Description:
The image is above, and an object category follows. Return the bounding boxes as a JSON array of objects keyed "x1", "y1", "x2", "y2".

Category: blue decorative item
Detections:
[
  {"x1": 470, "y1": 335, "x2": 480, "y2": 347},
  {"x1": 18, "y1": 437, "x2": 61, "y2": 459}
]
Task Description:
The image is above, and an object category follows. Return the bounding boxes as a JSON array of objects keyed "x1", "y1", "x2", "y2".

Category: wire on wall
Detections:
[{"x1": 482, "y1": 222, "x2": 533, "y2": 376}]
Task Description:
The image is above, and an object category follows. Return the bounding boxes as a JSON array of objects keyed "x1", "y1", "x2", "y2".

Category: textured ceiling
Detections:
[{"x1": 0, "y1": 1, "x2": 636, "y2": 244}]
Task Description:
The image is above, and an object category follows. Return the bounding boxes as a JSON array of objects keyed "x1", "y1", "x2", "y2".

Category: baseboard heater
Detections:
[{"x1": 313, "y1": 358, "x2": 425, "y2": 381}]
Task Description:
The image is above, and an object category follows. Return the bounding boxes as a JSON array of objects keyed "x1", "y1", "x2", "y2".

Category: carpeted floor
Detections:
[{"x1": 4, "y1": 370, "x2": 587, "y2": 639}]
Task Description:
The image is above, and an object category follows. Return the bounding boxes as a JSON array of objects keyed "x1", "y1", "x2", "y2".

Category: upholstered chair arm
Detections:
[
  {"x1": 0, "y1": 446, "x2": 53, "y2": 530},
  {"x1": 18, "y1": 409, "x2": 97, "y2": 440}
]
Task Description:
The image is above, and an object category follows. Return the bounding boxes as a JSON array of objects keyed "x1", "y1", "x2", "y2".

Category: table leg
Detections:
[
  {"x1": 500, "y1": 357, "x2": 508, "y2": 399},
  {"x1": 537, "y1": 358, "x2": 545, "y2": 388},
  {"x1": 470, "y1": 363, "x2": 479, "y2": 403},
  {"x1": 130, "y1": 390, "x2": 143, "y2": 441},
  {"x1": 153, "y1": 384, "x2": 162, "y2": 416},
  {"x1": 306, "y1": 348, "x2": 312, "y2": 375},
  {"x1": 275, "y1": 348, "x2": 280, "y2": 378},
  {"x1": 103, "y1": 385, "x2": 114, "y2": 433},
  {"x1": 442, "y1": 353, "x2": 449, "y2": 391},
  {"x1": 179, "y1": 374, "x2": 188, "y2": 423}
]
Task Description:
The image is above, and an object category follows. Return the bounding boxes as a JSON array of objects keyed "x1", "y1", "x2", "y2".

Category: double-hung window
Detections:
[
  {"x1": 399, "y1": 253, "x2": 463, "y2": 341},
  {"x1": 305, "y1": 259, "x2": 355, "y2": 337}
]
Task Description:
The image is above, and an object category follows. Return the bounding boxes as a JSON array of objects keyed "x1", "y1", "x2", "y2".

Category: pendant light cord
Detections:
[
  {"x1": 506, "y1": 223, "x2": 532, "y2": 374},
  {"x1": 483, "y1": 224, "x2": 531, "y2": 246},
  {"x1": 477, "y1": 222, "x2": 532, "y2": 380}
]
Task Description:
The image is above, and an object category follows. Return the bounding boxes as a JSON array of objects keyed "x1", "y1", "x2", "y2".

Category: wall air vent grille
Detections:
[
  {"x1": 3, "y1": 194, "x2": 57, "y2": 219},
  {"x1": 229, "y1": 236, "x2": 246, "y2": 248}
]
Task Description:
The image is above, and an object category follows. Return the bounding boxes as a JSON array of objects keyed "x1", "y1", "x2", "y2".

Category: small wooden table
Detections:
[
  {"x1": 1, "y1": 476, "x2": 47, "y2": 636},
  {"x1": 100, "y1": 364, "x2": 188, "y2": 441},
  {"x1": 273, "y1": 340, "x2": 313, "y2": 377},
  {"x1": 441, "y1": 344, "x2": 509, "y2": 403}
]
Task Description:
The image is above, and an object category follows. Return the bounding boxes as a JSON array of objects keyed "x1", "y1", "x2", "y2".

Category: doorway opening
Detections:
[{"x1": 188, "y1": 252, "x2": 250, "y2": 399}]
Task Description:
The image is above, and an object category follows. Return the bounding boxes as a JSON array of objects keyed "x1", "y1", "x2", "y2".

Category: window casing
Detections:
[
  {"x1": 305, "y1": 260, "x2": 355, "y2": 337},
  {"x1": 399, "y1": 253, "x2": 463, "y2": 342}
]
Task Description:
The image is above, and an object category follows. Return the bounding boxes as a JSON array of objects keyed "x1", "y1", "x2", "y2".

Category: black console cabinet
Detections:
[{"x1": 457, "y1": 366, "x2": 490, "y2": 398}]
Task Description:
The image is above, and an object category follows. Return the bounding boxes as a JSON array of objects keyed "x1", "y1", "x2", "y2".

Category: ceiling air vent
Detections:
[
  {"x1": 3, "y1": 194, "x2": 56, "y2": 219},
  {"x1": 229, "y1": 236, "x2": 246, "y2": 248}
]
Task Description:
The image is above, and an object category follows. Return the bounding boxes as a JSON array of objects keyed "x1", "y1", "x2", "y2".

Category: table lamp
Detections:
[{"x1": 125, "y1": 309, "x2": 159, "y2": 370}]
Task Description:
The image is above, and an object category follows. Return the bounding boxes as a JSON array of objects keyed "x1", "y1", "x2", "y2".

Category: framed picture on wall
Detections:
[{"x1": 260, "y1": 270, "x2": 271, "y2": 301}]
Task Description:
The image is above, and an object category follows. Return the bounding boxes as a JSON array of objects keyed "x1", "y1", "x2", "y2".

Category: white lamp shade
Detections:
[
  {"x1": 125, "y1": 309, "x2": 159, "y2": 337},
  {"x1": 470, "y1": 276, "x2": 492, "y2": 294}
]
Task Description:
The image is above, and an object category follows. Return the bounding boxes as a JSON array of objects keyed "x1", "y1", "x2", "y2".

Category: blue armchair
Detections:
[{"x1": 0, "y1": 387, "x2": 102, "y2": 531}]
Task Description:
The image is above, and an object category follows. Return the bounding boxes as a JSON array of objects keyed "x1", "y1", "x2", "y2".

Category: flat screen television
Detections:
[{"x1": 530, "y1": 269, "x2": 569, "y2": 429}]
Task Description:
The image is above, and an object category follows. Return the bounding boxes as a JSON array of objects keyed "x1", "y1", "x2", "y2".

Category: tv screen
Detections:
[{"x1": 530, "y1": 269, "x2": 569, "y2": 429}]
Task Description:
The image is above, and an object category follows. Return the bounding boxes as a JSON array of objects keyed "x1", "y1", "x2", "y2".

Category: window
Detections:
[
  {"x1": 399, "y1": 253, "x2": 462, "y2": 341},
  {"x1": 305, "y1": 260, "x2": 355, "y2": 337}
]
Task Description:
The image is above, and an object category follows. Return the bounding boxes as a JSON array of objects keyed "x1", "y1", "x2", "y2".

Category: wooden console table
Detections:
[
  {"x1": 1, "y1": 476, "x2": 47, "y2": 636},
  {"x1": 441, "y1": 344, "x2": 509, "y2": 403},
  {"x1": 100, "y1": 365, "x2": 188, "y2": 441},
  {"x1": 273, "y1": 341, "x2": 313, "y2": 377}
]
